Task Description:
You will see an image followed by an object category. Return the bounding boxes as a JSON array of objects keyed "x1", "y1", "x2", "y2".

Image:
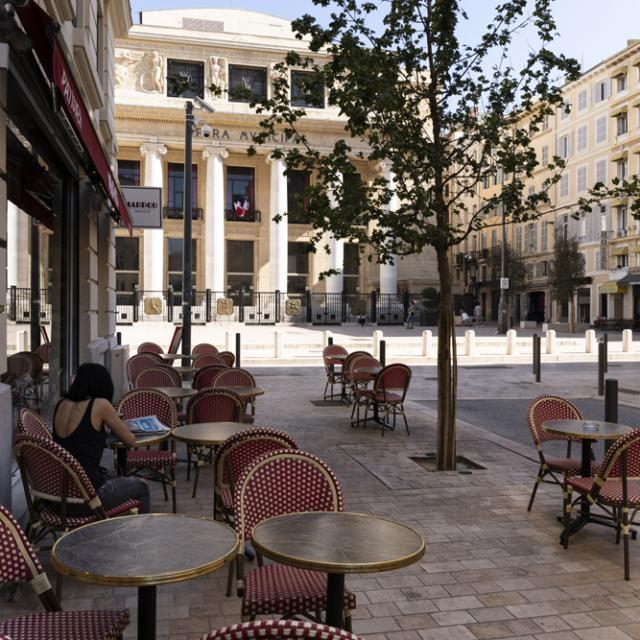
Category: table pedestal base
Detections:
[
  {"x1": 326, "y1": 572, "x2": 345, "y2": 629},
  {"x1": 138, "y1": 585, "x2": 156, "y2": 640}
]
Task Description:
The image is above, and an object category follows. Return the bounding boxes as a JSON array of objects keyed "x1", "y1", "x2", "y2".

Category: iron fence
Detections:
[{"x1": 7, "y1": 287, "x2": 52, "y2": 324}]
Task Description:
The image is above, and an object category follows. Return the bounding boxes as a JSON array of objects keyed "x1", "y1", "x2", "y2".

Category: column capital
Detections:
[
  {"x1": 377, "y1": 159, "x2": 393, "y2": 176},
  {"x1": 265, "y1": 153, "x2": 286, "y2": 166},
  {"x1": 140, "y1": 142, "x2": 167, "y2": 157},
  {"x1": 202, "y1": 145, "x2": 229, "y2": 161}
]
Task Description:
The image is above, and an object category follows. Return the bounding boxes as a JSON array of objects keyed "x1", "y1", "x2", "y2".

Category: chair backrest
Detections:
[
  {"x1": 215, "y1": 427, "x2": 298, "y2": 492},
  {"x1": 193, "y1": 353, "x2": 226, "y2": 370},
  {"x1": 18, "y1": 408, "x2": 51, "y2": 439},
  {"x1": 234, "y1": 449, "x2": 343, "y2": 544},
  {"x1": 167, "y1": 326, "x2": 183, "y2": 354},
  {"x1": 596, "y1": 428, "x2": 640, "y2": 481},
  {"x1": 213, "y1": 368, "x2": 256, "y2": 390},
  {"x1": 193, "y1": 365, "x2": 227, "y2": 390},
  {"x1": 527, "y1": 395, "x2": 583, "y2": 446},
  {"x1": 203, "y1": 619, "x2": 362, "y2": 640},
  {"x1": 137, "y1": 341, "x2": 164, "y2": 355},
  {"x1": 40, "y1": 325, "x2": 50, "y2": 344},
  {"x1": 14, "y1": 434, "x2": 99, "y2": 508},
  {"x1": 126, "y1": 353, "x2": 164, "y2": 388},
  {"x1": 323, "y1": 344, "x2": 348, "y2": 368},
  {"x1": 351, "y1": 355, "x2": 382, "y2": 383},
  {"x1": 192, "y1": 342, "x2": 219, "y2": 356},
  {"x1": 186, "y1": 388, "x2": 245, "y2": 424},
  {"x1": 134, "y1": 365, "x2": 181, "y2": 389},
  {"x1": 373, "y1": 363, "x2": 411, "y2": 401},
  {"x1": 218, "y1": 350, "x2": 235, "y2": 367},
  {"x1": 342, "y1": 350, "x2": 371, "y2": 382},
  {"x1": 8, "y1": 352, "x2": 41, "y2": 378},
  {"x1": 117, "y1": 389, "x2": 179, "y2": 429},
  {"x1": 34, "y1": 342, "x2": 50, "y2": 364}
]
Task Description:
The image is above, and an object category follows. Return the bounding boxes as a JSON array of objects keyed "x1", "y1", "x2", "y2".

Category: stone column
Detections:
[
  {"x1": 202, "y1": 146, "x2": 228, "y2": 292},
  {"x1": 324, "y1": 173, "x2": 344, "y2": 294},
  {"x1": 377, "y1": 160, "x2": 398, "y2": 295},
  {"x1": 267, "y1": 155, "x2": 288, "y2": 292},
  {"x1": 7, "y1": 202, "x2": 29, "y2": 287},
  {"x1": 140, "y1": 142, "x2": 166, "y2": 293}
]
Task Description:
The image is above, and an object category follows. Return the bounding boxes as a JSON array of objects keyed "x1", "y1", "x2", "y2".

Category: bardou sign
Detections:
[{"x1": 122, "y1": 187, "x2": 162, "y2": 229}]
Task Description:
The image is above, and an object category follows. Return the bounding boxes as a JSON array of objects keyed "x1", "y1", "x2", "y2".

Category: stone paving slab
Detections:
[{"x1": 2, "y1": 364, "x2": 640, "y2": 639}]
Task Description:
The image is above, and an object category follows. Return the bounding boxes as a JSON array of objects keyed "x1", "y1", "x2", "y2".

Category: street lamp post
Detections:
[
  {"x1": 182, "y1": 101, "x2": 194, "y2": 365},
  {"x1": 497, "y1": 208, "x2": 508, "y2": 334}
]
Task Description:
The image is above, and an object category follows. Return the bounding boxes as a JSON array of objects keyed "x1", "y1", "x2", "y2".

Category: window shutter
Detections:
[
  {"x1": 592, "y1": 84, "x2": 598, "y2": 103},
  {"x1": 605, "y1": 79, "x2": 611, "y2": 99},
  {"x1": 568, "y1": 132, "x2": 574, "y2": 157}
]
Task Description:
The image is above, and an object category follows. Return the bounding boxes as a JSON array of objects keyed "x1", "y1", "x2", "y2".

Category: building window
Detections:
[
  {"x1": 616, "y1": 159, "x2": 628, "y2": 182},
  {"x1": 596, "y1": 158, "x2": 607, "y2": 185},
  {"x1": 491, "y1": 229, "x2": 497, "y2": 248},
  {"x1": 226, "y1": 240, "x2": 254, "y2": 294},
  {"x1": 167, "y1": 163, "x2": 199, "y2": 219},
  {"x1": 596, "y1": 116, "x2": 607, "y2": 144},
  {"x1": 559, "y1": 173, "x2": 569, "y2": 198},
  {"x1": 541, "y1": 221, "x2": 548, "y2": 252},
  {"x1": 228, "y1": 65, "x2": 268, "y2": 103},
  {"x1": 115, "y1": 237, "x2": 139, "y2": 291},
  {"x1": 578, "y1": 216, "x2": 586, "y2": 239},
  {"x1": 514, "y1": 226, "x2": 522, "y2": 254},
  {"x1": 593, "y1": 79, "x2": 610, "y2": 103},
  {"x1": 577, "y1": 165, "x2": 587, "y2": 193},
  {"x1": 291, "y1": 70, "x2": 324, "y2": 108},
  {"x1": 559, "y1": 104, "x2": 570, "y2": 120},
  {"x1": 577, "y1": 89, "x2": 588, "y2": 112},
  {"x1": 558, "y1": 133, "x2": 571, "y2": 159},
  {"x1": 576, "y1": 125, "x2": 587, "y2": 152},
  {"x1": 288, "y1": 242, "x2": 310, "y2": 293},
  {"x1": 167, "y1": 238, "x2": 197, "y2": 294},
  {"x1": 167, "y1": 59, "x2": 204, "y2": 98},
  {"x1": 226, "y1": 167, "x2": 256, "y2": 221},
  {"x1": 118, "y1": 160, "x2": 140, "y2": 186},
  {"x1": 617, "y1": 253, "x2": 629, "y2": 268},
  {"x1": 616, "y1": 112, "x2": 628, "y2": 136},
  {"x1": 524, "y1": 223, "x2": 536, "y2": 254},
  {"x1": 616, "y1": 206, "x2": 628, "y2": 235},
  {"x1": 287, "y1": 170, "x2": 311, "y2": 223},
  {"x1": 540, "y1": 145, "x2": 548, "y2": 166},
  {"x1": 616, "y1": 72, "x2": 628, "y2": 92},
  {"x1": 343, "y1": 243, "x2": 360, "y2": 294},
  {"x1": 541, "y1": 114, "x2": 550, "y2": 131}
]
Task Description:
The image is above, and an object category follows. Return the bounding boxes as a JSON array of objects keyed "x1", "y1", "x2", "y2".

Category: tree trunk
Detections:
[
  {"x1": 568, "y1": 297, "x2": 575, "y2": 334},
  {"x1": 436, "y1": 246, "x2": 457, "y2": 470}
]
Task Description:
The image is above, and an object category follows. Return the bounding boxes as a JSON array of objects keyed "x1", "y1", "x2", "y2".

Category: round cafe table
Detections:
[
  {"x1": 154, "y1": 387, "x2": 197, "y2": 400},
  {"x1": 218, "y1": 386, "x2": 264, "y2": 401},
  {"x1": 544, "y1": 419, "x2": 633, "y2": 540},
  {"x1": 51, "y1": 514, "x2": 238, "y2": 640},
  {"x1": 161, "y1": 353, "x2": 194, "y2": 361},
  {"x1": 252, "y1": 511, "x2": 425, "y2": 629},
  {"x1": 108, "y1": 430, "x2": 172, "y2": 476}
]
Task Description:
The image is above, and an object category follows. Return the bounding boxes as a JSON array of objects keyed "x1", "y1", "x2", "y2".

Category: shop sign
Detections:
[{"x1": 122, "y1": 187, "x2": 162, "y2": 228}]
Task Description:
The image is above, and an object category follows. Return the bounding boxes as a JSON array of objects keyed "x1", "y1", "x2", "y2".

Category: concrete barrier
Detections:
[
  {"x1": 585, "y1": 329, "x2": 597, "y2": 354},
  {"x1": 422, "y1": 330, "x2": 433, "y2": 357},
  {"x1": 506, "y1": 329, "x2": 516, "y2": 355},
  {"x1": 545, "y1": 329, "x2": 556, "y2": 355},
  {"x1": 275, "y1": 331, "x2": 284, "y2": 358},
  {"x1": 464, "y1": 330, "x2": 476, "y2": 357},
  {"x1": 623, "y1": 329, "x2": 633, "y2": 353}
]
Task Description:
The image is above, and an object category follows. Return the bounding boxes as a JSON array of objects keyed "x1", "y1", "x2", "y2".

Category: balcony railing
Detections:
[
  {"x1": 225, "y1": 209, "x2": 262, "y2": 222},
  {"x1": 163, "y1": 207, "x2": 204, "y2": 220}
]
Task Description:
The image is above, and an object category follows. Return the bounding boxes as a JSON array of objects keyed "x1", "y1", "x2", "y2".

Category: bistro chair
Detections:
[
  {"x1": 322, "y1": 345, "x2": 348, "y2": 400},
  {"x1": 192, "y1": 342, "x2": 219, "y2": 356},
  {"x1": 232, "y1": 449, "x2": 355, "y2": 629},
  {"x1": 527, "y1": 395, "x2": 584, "y2": 511},
  {"x1": 134, "y1": 364, "x2": 182, "y2": 389},
  {"x1": 2, "y1": 352, "x2": 41, "y2": 407},
  {"x1": 357, "y1": 363, "x2": 411, "y2": 436},
  {"x1": 214, "y1": 368, "x2": 257, "y2": 422},
  {"x1": 125, "y1": 352, "x2": 164, "y2": 390},
  {"x1": 167, "y1": 325, "x2": 183, "y2": 355},
  {"x1": 186, "y1": 388, "x2": 245, "y2": 498},
  {"x1": 137, "y1": 341, "x2": 164, "y2": 355},
  {"x1": 193, "y1": 365, "x2": 227, "y2": 390},
  {"x1": 340, "y1": 351, "x2": 371, "y2": 403},
  {"x1": 34, "y1": 342, "x2": 50, "y2": 398},
  {"x1": 116, "y1": 389, "x2": 178, "y2": 513},
  {"x1": 219, "y1": 350, "x2": 236, "y2": 367},
  {"x1": 348, "y1": 355, "x2": 382, "y2": 426},
  {"x1": 202, "y1": 619, "x2": 362, "y2": 640},
  {"x1": 18, "y1": 407, "x2": 51, "y2": 439},
  {"x1": 194, "y1": 353, "x2": 226, "y2": 370},
  {"x1": 563, "y1": 428, "x2": 640, "y2": 580},
  {"x1": 0, "y1": 504, "x2": 131, "y2": 640}
]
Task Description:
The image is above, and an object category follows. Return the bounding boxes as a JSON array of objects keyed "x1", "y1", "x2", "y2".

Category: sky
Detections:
[{"x1": 129, "y1": 0, "x2": 640, "y2": 74}]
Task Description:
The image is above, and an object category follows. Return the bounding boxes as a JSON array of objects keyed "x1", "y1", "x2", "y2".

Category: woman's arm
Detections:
[{"x1": 95, "y1": 399, "x2": 137, "y2": 446}]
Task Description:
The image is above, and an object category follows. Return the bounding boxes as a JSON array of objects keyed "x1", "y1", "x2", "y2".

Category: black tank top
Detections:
[{"x1": 53, "y1": 398, "x2": 106, "y2": 490}]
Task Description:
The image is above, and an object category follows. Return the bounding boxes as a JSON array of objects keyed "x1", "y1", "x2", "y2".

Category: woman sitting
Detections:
[{"x1": 53, "y1": 362, "x2": 150, "y2": 515}]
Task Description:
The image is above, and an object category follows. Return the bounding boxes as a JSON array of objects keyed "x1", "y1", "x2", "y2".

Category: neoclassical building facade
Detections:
[{"x1": 113, "y1": 8, "x2": 439, "y2": 307}]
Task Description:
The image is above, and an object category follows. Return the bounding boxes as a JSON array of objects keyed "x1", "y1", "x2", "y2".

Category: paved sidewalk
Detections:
[{"x1": 3, "y1": 364, "x2": 640, "y2": 639}]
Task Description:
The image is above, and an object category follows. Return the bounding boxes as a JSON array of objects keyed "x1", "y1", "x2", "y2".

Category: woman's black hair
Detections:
[{"x1": 65, "y1": 363, "x2": 114, "y2": 402}]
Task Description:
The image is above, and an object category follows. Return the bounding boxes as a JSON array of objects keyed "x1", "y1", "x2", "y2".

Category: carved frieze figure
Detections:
[
  {"x1": 114, "y1": 50, "x2": 138, "y2": 87},
  {"x1": 209, "y1": 56, "x2": 227, "y2": 92},
  {"x1": 137, "y1": 50, "x2": 164, "y2": 93},
  {"x1": 285, "y1": 298, "x2": 302, "y2": 317},
  {"x1": 217, "y1": 298, "x2": 234, "y2": 316}
]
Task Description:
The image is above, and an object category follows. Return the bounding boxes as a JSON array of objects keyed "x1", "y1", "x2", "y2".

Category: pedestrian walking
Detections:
[{"x1": 405, "y1": 299, "x2": 417, "y2": 329}]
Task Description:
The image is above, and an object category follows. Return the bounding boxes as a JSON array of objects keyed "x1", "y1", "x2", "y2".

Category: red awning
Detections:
[{"x1": 16, "y1": 2, "x2": 132, "y2": 231}]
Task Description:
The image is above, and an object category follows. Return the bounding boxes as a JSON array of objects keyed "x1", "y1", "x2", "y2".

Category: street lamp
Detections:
[{"x1": 497, "y1": 207, "x2": 508, "y2": 334}]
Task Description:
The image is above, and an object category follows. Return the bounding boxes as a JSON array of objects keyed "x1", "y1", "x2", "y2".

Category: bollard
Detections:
[
  {"x1": 506, "y1": 329, "x2": 516, "y2": 356},
  {"x1": 532, "y1": 333, "x2": 538, "y2": 373},
  {"x1": 328, "y1": 336, "x2": 334, "y2": 346},
  {"x1": 605, "y1": 378, "x2": 618, "y2": 424},
  {"x1": 535, "y1": 334, "x2": 541, "y2": 383},
  {"x1": 623, "y1": 329, "x2": 633, "y2": 353},
  {"x1": 235, "y1": 332, "x2": 241, "y2": 368},
  {"x1": 464, "y1": 330, "x2": 476, "y2": 357},
  {"x1": 379, "y1": 339, "x2": 386, "y2": 366},
  {"x1": 373, "y1": 330, "x2": 383, "y2": 359},
  {"x1": 16, "y1": 329, "x2": 27, "y2": 352},
  {"x1": 422, "y1": 330, "x2": 433, "y2": 357},
  {"x1": 545, "y1": 329, "x2": 556, "y2": 355},
  {"x1": 274, "y1": 331, "x2": 284, "y2": 359},
  {"x1": 585, "y1": 329, "x2": 596, "y2": 354},
  {"x1": 603, "y1": 333, "x2": 608, "y2": 372},
  {"x1": 323, "y1": 330, "x2": 332, "y2": 347},
  {"x1": 598, "y1": 341, "x2": 605, "y2": 396},
  {"x1": 116, "y1": 332, "x2": 122, "y2": 346},
  {"x1": 225, "y1": 331, "x2": 233, "y2": 352}
]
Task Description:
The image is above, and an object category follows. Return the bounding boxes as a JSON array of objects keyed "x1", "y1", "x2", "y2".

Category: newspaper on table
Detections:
[{"x1": 125, "y1": 415, "x2": 170, "y2": 435}]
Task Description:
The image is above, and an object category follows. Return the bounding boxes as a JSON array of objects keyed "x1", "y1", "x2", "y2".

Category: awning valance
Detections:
[
  {"x1": 619, "y1": 271, "x2": 640, "y2": 285},
  {"x1": 611, "y1": 66, "x2": 628, "y2": 78},
  {"x1": 612, "y1": 197, "x2": 629, "y2": 207},
  {"x1": 600, "y1": 281, "x2": 627, "y2": 294},
  {"x1": 611, "y1": 246, "x2": 629, "y2": 256},
  {"x1": 16, "y1": 2, "x2": 132, "y2": 231},
  {"x1": 610, "y1": 104, "x2": 629, "y2": 117},
  {"x1": 611, "y1": 150, "x2": 629, "y2": 162}
]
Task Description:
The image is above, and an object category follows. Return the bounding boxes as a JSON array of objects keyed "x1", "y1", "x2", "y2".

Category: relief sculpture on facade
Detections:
[
  {"x1": 217, "y1": 297, "x2": 234, "y2": 316},
  {"x1": 137, "y1": 51, "x2": 164, "y2": 93},
  {"x1": 209, "y1": 56, "x2": 227, "y2": 93}
]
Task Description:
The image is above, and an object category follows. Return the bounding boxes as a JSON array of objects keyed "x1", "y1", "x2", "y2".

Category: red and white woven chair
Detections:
[
  {"x1": 125, "y1": 353, "x2": 164, "y2": 390},
  {"x1": 137, "y1": 341, "x2": 164, "y2": 355},
  {"x1": 219, "y1": 350, "x2": 236, "y2": 367},
  {"x1": 201, "y1": 619, "x2": 362, "y2": 640},
  {"x1": 527, "y1": 395, "x2": 585, "y2": 511},
  {"x1": 194, "y1": 353, "x2": 227, "y2": 370},
  {"x1": 232, "y1": 449, "x2": 356, "y2": 629},
  {"x1": 193, "y1": 342, "x2": 219, "y2": 356},
  {"x1": 340, "y1": 351, "x2": 370, "y2": 404},
  {"x1": 214, "y1": 368, "x2": 258, "y2": 422},
  {"x1": 563, "y1": 428, "x2": 640, "y2": 579},
  {"x1": 322, "y1": 345, "x2": 348, "y2": 400},
  {"x1": 185, "y1": 389, "x2": 245, "y2": 498},
  {"x1": 193, "y1": 365, "x2": 227, "y2": 390},
  {"x1": 133, "y1": 364, "x2": 182, "y2": 390},
  {"x1": 0, "y1": 504, "x2": 130, "y2": 640},
  {"x1": 348, "y1": 355, "x2": 381, "y2": 426},
  {"x1": 116, "y1": 389, "x2": 178, "y2": 513},
  {"x1": 18, "y1": 408, "x2": 51, "y2": 439}
]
